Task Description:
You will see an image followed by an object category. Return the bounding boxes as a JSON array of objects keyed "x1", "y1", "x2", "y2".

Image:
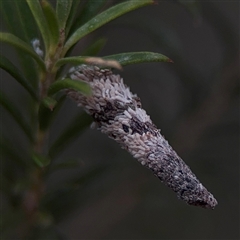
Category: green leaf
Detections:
[
  {"x1": 0, "y1": 92, "x2": 33, "y2": 142},
  {"x1": 41, "y1": 0, "x2": 60, "y2": 52},
  {"x1": 81, "y1": 38, "x2": 107, "y2": 56},
  {"x1": 0, "y1": 0, "x2": 39, "y2": 44},
  {"x1": 56, "y1": 0, "x2": 73, "y2": 30},
  {"x1": 42, "y1": 96, "x2": 58, "y2": 110},
  {"x1": 79, "y1": 0, "x2": 107, "y2": 25},
  {"x1": 70, "y1": 0, "x2": 108, "y2": 33},
  {"x1": 0, "y1": 55, "x2": 38, "y2": 100},
  {"x1": 63, "y1": 0, "x2": 154, "y2": 55},
  {"x1": 0, "y1": 0, "x2": 40, "y2": 85},
  {"x1": 38, "y1": 95, "x2": 66, "y2": 131},
  {"x1": 26, "y1": 0, "x2": 50, "y2": 52},
  {"x1": 103, "y1": 52, "x2": 173, "y2": 66},
  {"x1": 55, "y1": 56, "x2": 121, "y2": 69},
  {"x1": 0, "y1": 32, "x2": 46, "y2": 72},
  {"x1": 47, "y1": 78, "x2": 91, "y2": 96},
  {"x1": 49, "y1": 112, "x2": 92, "y2": 158},
  {"x1": 54, "y1": 38, "x2": 106, "y2": 77},
  {"x1": 65, "y1": 0, "x2": 81, "y2": 38},
  {"x1": 32, "y1": 152, "x2": 51, "y2": 167}
]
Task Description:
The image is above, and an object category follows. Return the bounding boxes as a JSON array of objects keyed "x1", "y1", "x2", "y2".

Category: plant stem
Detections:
[{"x1": 21, "y1": 29, "x2": 66, "y2": 236}]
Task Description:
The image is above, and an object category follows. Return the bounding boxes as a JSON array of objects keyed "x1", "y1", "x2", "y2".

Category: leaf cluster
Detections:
[{"x1": 0, "y1": 0, "x2": 172, "y2": 238}]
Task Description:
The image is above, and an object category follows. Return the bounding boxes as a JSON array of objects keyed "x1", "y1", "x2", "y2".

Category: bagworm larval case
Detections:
[{"x1": 67, "y1": 65, "x2": 218, "y2": 209}]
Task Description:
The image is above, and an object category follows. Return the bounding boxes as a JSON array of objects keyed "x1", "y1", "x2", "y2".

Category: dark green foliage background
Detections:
[{"x1": 1, "y1": 1, "x2": 239, "y2": 239}]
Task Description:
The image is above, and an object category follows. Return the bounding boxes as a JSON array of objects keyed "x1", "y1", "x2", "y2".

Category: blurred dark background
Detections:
[{"x1": 1, "y1": 1, "x2": 239, "y2": 239}]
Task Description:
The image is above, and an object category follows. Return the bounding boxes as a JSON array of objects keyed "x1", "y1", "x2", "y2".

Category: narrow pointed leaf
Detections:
[
  {"x1": 103, "y1": 52, "x2": 173, "y2": 66},
  {"x1": 26, "y1": 0, "x2": 50, "y2": 52},
  {"x1": 70, "y1": 0, "x2": 107, "y2": 33},
  {"x1": 81, "y1": 38, "x2": 107, "y2": 56},
  {"x1": 0, "y1": 0, "x2": 40, "y2": 43},
  {"x1": 32, "y1": 152, "x2": 51, "y2": 167},
  {"x1": 49, "y1": 112, "x2": 92, "y2": 158},
  {"x1": 0, "y1": 0, "x2": 40, "y2": 84},
  {"x1": 78, "y1": 0, "x2": 107, "y2": 25},
  {"x1": 1, "y1": 1, "x2": 26, "y2": 40},
  {"x1": 55, "y1": 56, "x2": 121, "y2": 69},
  {"x1": 0, "y1": 55, "x2": 38, "y2": 100},
  {"x1": 42, "y1": 96, "x2": 58, "y2": 110},
  {"x1": 41, "y1": 0, "x2": 60, "y2": 51},
  {"x1": 65, "y1": 0, "x2": 81, "y2": 37},
  {"x1": 4, "y1": 64, "x2": 37, "y2": 94},
  {"x1": 48, "y1": 78, "x2": 91, "y2": 96},
  {"x1": 38, "y1": 95, "x2": 66, "y2": 131},
  {"x1": 0, "y1": 92, "x2": 33, "y2": 142},
  {"x1": 0, "y1": 33, "x2": 46, "y2": 72},
  {"x1": 56, "y1": 0, "x2": 73, "y2": 30},
  {"x1": 63, "y1": 0, "x2": 154, "y2": 55}
]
